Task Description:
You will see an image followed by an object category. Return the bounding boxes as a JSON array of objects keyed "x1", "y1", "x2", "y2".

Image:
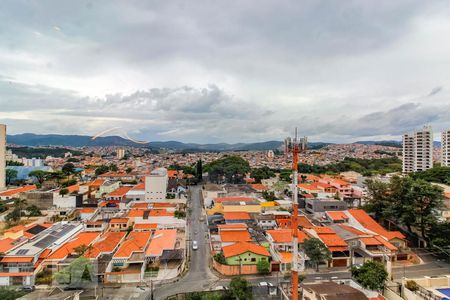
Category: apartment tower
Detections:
[
  {"x1": 402, "y1": 126, "x2": 433, "y2": 174},
  {"x1": 0, "y1": 124, "x2": 6, "y2": 191},
  {"x1": 442, "y1": 130, "x2": 450, "y2": 167}
]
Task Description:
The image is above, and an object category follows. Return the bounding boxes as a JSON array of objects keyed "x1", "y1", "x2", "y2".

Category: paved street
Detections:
[{"x1": 149, "y1": 186, "x2": 218, "y2": 300}]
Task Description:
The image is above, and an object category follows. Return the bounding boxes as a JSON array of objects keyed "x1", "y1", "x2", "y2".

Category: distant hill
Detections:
[
  {"x1": 355, "y1": 140, "x2": 441, "y2": 148},
  {"x1": 355, "y1": 140, "x2": 402, "y2": 148},
  {"x1": 7, "y1": 133, "x2": 324, "y2": 151}
]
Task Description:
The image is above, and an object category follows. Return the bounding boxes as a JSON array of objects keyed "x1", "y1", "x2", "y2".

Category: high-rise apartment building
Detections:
[
  {"x1": 402, "y1": 126, "x2": 433, "y2": 174},
  {"x1": 116, "y1": 148, "x2": 126, "y2": 160},
  {"x1": 0, "y1": 124, "x2": 6, "y2": 191},
  {"x1": 442, "y1": 130, "x2": 450, "y2": 167}
]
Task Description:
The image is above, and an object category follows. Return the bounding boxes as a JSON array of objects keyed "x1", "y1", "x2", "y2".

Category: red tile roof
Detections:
[
  {"x1": 47, "y1": 232, "x2": 101, "y2": 260},
  {"x1": 114, "y1": 231, "x2": 152, "y2": 258},
  {"x1": 250, "y1": 184, "x2": 268, "y2": 191},
  {"x1": 146, "y1": 229, "x2": 177, "y2": 256},
  {"x1": 217, "y1": 223, "x2": 248, "y2": 230},
  {"x1": 220, "y1": 230, "x2": 252, "y2": 242},
  {"x1": 222, "y1": 242, "x2": 270, "y2": 258},
  {"x1": 0, "y1": 238, "x2": 18, "y2": 253},
  {"x1": 223, "y1": 212, "x2": 251, "y2": 220},
  {"x1": 348, "y1": 209, "x2": 405, "y2": 240},
  {"x1": 108, "y1": 186, "x2": 132, "y2": 197},
  {"x1": 326, "y1": 211, "x2": 349, "y2": 221},
  {"x1": 0, "y1": 185, "x2": 36, "y2": 197},
  {"x1": 84, "y1": 231, "x2": 127, "y2": 259}
]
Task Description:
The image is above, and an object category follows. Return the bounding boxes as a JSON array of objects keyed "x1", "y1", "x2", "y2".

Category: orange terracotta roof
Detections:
[
  {"x1": 220, "y1": 230, "x2": 252, "y2": 242},
  {"x1": 326, "y1": 211, "x2": 349, "y2": 221},
  {"x1": 444, "y1": 192, "x2": 450, "y2": 199},
  {"x1": 0, "y1": 185, "x2": 36, "y2": 197},
  {"x1": 298, "y1": 216, "x2": 314, "y2": 228},
  {"x1": 99, "y1": 171, "x2": 129, "y2": 177},
  {"x1": 108, "y1": 186, "x2": 132, "y2": 197},
  {"x1": 47, "y1": 232, "x2": 100, "y2": 260},
  {"x1": 360, "y1": 237, "x2": 383, "y2": 246},
  {"x1": 1, "y1": 256, "x2": 33, "y2": 263},
  {"x1": 215, "y1": 197, "x2": 255, "y2": 203},
  {"x1": 89, "y1": 178, "x2": 105, "y2": 187},
  {"x1": 110, "y1": 217, "x2": 129, "y2": 224},
  {"x1": 5, "y1": 225, "x2": 25, "y2": 233},
  {"x1": 132, "y1": 183, "x2": 145, "y2": 190},
  {"x1": 222, "y1": 242, "x2": 270, "y2": 258},
  {"x1": 250, "y1": 184, "x2": 268, "y2": 191},
  {"x1": 317, "y1": 232, "x2": 348, "y2": 249},
  {"x1": 114, "y1": 231, "x2": 152, "y2": 258},
  {"x1": 267, "y1": 229, "x2": 293, "y2": 243},
  {"x1": 348, "y1": 209, "x2": 405, "y2": 240},
  {"x1": 66, "y1": 184, "x2": 80, "y2": 194},
  {"x1": 331, "y1": 179, "x2": 350, "y2": 186},
  {"x1": 84, "y1": 231, "x2": 127, "y2": 259},
  {"x1": 132, "y1": 202, "x2": 149, "y2": 209},
  {"x1": 128, "y1": 209, "x2": 145, "y2": 217},
  {"x1": 223, "y1": 212, "x2": 251, "y2": 220},
  {"x1": 0, "y1": 272, "x2": 33, "y2": 277},
  {"x1": 149, "y1": 209, "x2": 174, "y2": 217},
  {"x1": 167, "y1": 170, "x2": 178, "y2": 178},
  {"x1": 313, "y1": 226, "x2": 336, "y2": 234},
  {"x1": 146, "y1": 229, "x2": 177, "y2": 256},
  {"x1": 218, "y1": 223, "x2": 248, "y2": 230},
  {"x1": 152, "y1": 202, "x2": 177, "y2": 208},
  {"x1": 0, "y1": 238, "x2": 18, "y2": 253},
  {"x1": 297, "y1": 184, "x2": 320, "y2": 191},
  {"x1": 80, "y1": 207, "x2": 96, "y2": 214},
  {"x1": 373, "y1": 235, "x2": 397, "y2": 251},
  {"x1": 134, "y1": 223, "x2": 158, "y2": 230}
]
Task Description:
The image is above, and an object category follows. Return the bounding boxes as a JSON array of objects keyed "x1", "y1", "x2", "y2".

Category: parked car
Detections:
[
  {"x1": 258, "y1": 281, "x2": 274, "y2": 287},
  {"x1": 192, "y1": 240, "x2": 198, "y2": 250}
]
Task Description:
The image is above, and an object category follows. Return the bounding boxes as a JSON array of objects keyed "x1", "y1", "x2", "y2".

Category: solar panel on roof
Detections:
[{"x1": 16, "y1": 249, "x2": 29, "y2": 255}]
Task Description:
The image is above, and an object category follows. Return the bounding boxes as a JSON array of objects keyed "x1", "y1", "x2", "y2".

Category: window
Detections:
[{"x1": 251, "y1": 258, "x2": 256, "y2": 262}]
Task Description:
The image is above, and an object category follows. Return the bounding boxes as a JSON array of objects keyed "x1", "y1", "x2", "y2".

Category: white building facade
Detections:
[
  {"x1": 145, "y1": 168, "x2": 168, "y2": 202},
  {"x1": 0, "y1": 124, "x2": 6, "y2": 191},
  {"x1": 442, "y1": 130, "x2": 450, "y2": 167},
  {"x1": 402, "y1": 126, "x2": 433, "y2": 174}
]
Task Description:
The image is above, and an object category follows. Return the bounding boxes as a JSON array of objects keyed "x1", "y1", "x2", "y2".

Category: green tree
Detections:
[
  {"x1": 0, "y1": 288, "x2": 26, "y2": 300},
  {"x1": 196, "y1": 159, "x2": 203, "y2": 182},
  {"x1": 251, "y1": 166, "x2": 275, "y2": 183},
  {"x1": 54, "y1": 257, "x2": 94, "y2": 288},
  {"x1": 411, "y1": 166, "x2": 450, "y2": 184},
  {"x1": 363, "y1": 179, "x2": 391, "y2": 220},
  {"x1": 6, "y1": 160, "x2": 24, "y2": 166},
  {"x1": 213, "y1": 252, "x2": 226, "y2": 264},
  {"x1": 256, "y1": 259, "x2": 270, "y2": 274},
  {"x1": 28, "y1": 170, "x2": 49, "y2": 184},
  {"x1": 67, "y1": 157, "x2": 80, "y2": 163},
  {"x1": 428, "y1": 222, "x2": 450, "y2": 249},
  {"x1": 126, "y1": 167, "x2": 133, "y2": 173},
  {"x1": 351, "y1": 260, "x2": 388, "y2": 291},
  {"x1": 26, "y1": 205, "x2": 42, "y2": 217},
  {"x1": 229, "y1": 276, "x2": 250, "y2": 300},
  {"x1": 262, "y1": 190, "x2": 277, "y2": 201},
  {"x1": 5, "y1": 169, "x2": 18, "y2": 185},
  {"x1": 205, "y1": 156, "x2": 250, "y2": 184},
  {"x1": 59, "y1": 188, "x2": 69, "y2": 196},
  {"x1": 302, "y1": 238, "x2": 331, "y2": 271},
  {"x1": 95, "y1": 165, "x2": 110, "y2": 176},
  {"x1": 62, "y1": 163, "x2": 75, "y2": 175},
  {"x1": 14, "y1": 198, "x2": 27, "y2": 213},
  {"x1": 109, "y1": 164, "x2": 118, "y2": 172}
]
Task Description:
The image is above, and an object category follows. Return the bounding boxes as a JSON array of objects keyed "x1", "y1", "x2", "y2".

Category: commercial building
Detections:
[
  {"x1": 116, "y1": 148, "x2": 125, "y2": 160},
  {"x1": 442, "y1": 129, "x2": 450, "y2": 167},
  {"x1": 145, "y1": 168, "x2": 168, "y2": 202},
  {"x1": 0, "y1": 124, "x2": 6, "y2": 191},
  {"x1": 402, "y1": 126, "x2": 433, "y2": 174}
]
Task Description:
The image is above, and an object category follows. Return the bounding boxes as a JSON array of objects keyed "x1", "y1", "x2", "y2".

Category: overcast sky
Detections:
[{"x1": 1, "y1": 1, "x2": 450, "y2": 143}]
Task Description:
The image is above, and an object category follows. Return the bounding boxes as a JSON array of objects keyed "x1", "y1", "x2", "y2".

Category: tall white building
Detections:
[
  {"x1": 442, "y1": 130, "x2": 450, "y2": 167},
  {"x1": 402, "y1": 126, "x2": 433, "y2": 174},
  {"x1": 145, "y1": 168, "x2": 168, "y2": 202},
  {"x1": 0, "y1": 124, "x2": 6, "y2": 191},
  {"x1": 116, "y1": 148, "x2": 125, "y2": 160}
]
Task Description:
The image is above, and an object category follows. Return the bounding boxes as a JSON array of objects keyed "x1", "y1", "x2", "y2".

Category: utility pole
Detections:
[{"x1": 291, "y1": 128, "x2": 300, "y2": 300}]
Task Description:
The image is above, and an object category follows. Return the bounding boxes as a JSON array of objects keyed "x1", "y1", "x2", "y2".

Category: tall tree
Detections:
[
  {"x1": 28, "y1": 170, "x2": 49, "y2": 184},
  {"x1": 351, "y1": 260, "x2": 388, "y2": 291},
  {"x1": 196, "y1": 159, "x2": 203, "y2": 181},
  {"x1": 5, "y1": 169, "x2": 18, "y2": 185},
  {"x1": 302, "y1": 238, "x2": 331, "y2": 271},
  {"x1": 62, "y1": 163, "x2": 75, "y2": 175},
  {"x1": 229, "y1": 276, "x2": 250, "y2": 300},
  {"x1": 364, "y1": 179, "x2": 391, "y2": 220}
]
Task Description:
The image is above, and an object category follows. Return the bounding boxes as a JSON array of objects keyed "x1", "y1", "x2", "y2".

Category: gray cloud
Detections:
[{"x1": 1, "y1": 1, "x2": 450, "y2": 142}]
